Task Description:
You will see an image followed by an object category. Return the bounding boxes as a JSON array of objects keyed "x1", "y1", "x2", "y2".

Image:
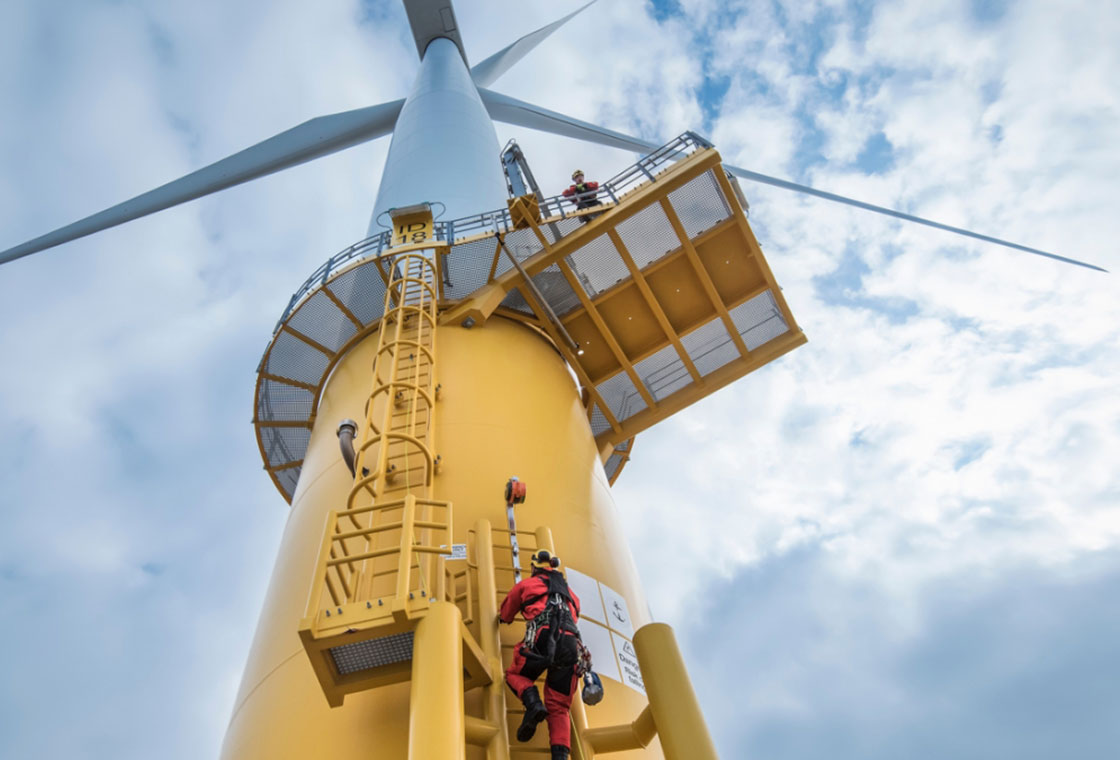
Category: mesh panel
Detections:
[
  {"x1": 499, "y1": 288, "x2": 534, "y2": 314},
  {"x1": 666, "y1": 170, "x2": 731, "y2": 239},
  {"x1": 257, "y1": 379, "x2": 314, "y2": 421},
  {"x1": 538, "y1": 216, "x2": 584, "y2": 243},
  {"x1": 330, "y1": 631, "x2": 415, "y2": 675},
  {"x1": 604, "y1": 453, "x2": 623, "y2": 482},
  {"x1": 680, "y1": 319, "x2": 740, "y2": 376},
  {"x1": 566, "y1": 235, "x2": 627, "y2": 298},
  {"x1": 503, "y1": 227, "x2": 546, "y2": 265},
  {"x1": 590, "y1": 405, "x2": 611, "y2": 437},
  {"x1": 615, "y1": 202, "x2": 680, "y2": 270},
  {"x1": 287, "y1": 290, "x2": 357, "y2": 353},
  {"x1": 532, "y1": 265, "x2": 583, "y2": 317},
  {"x1": 445, "y1": 235, "x2": 500, "y2": 300},
  {"x1": 264, "y1": 331, "x2": 331, "y2": 386},
  {"x1": 328, "y1": 261, "x2": 387, "y2": 326},
  {"x1": 262, "y1": 425, "x2": 310, "y2": 468},
  {"x1": 730, "y1": 290, "x2": 790, "y2": 350},
  {"x1": 595, "y1": 371, "x2": 647, "y2": 423},
  {"x1": 634, "y1": 343, "x2": 692, "y2": 401},
  {"x1": 275, "y1": 467, "x2": 301, "y2": 498}
]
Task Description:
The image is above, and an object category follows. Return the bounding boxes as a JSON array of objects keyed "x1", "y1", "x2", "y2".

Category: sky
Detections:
[{"x1": 1, "y1": 0, "x2": 1118, "y2": 758}]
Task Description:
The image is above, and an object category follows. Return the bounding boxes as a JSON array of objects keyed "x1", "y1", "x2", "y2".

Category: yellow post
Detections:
[
  {"x1": 474, "y1": 519, "x2": 511, "y2": 760},
  {"x1": 632, "y1": 623, "x2": 718, "y2": 760},
  {"x1": 408, "y1": 601, "x2": 466, "y2": 760}
]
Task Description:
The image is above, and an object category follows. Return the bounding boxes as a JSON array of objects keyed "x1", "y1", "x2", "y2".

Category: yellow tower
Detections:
[
  {"x1": 238, "y1": 134, "x2": 804, "y2": 759},
  {"x1": 1, "y1": 5, "x2": 1091, "y2": 760}
]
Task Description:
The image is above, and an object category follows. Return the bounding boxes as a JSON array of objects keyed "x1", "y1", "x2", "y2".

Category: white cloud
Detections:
[{"x1": 1, "y1": 1, "x2": 1117, "y2": 758}]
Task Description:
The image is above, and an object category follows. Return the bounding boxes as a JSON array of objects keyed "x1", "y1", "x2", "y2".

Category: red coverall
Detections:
[{"x1": 500, "y1": 569, "x2": 582, "y2": 749}]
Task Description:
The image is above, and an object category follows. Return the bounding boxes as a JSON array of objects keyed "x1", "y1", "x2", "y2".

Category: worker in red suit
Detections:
[
  {"x1": 500, "y1": 550, "x2": 582, "y2": 760},
  {"x1": 562, "y1": 169, "x2": 603, "y2": 223}
]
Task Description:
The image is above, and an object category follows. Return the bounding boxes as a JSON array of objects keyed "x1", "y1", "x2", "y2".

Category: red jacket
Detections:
[
  {"x1": 500, "y1": 570, "x2": 580, "y2": 624},
  {"x1": 562, "y1": 181, "x2": 599, "y2": 198}
]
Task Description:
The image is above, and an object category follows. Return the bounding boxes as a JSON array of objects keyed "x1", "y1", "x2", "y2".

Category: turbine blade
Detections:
[
  {"x1": 1, "y1": 99, "x2": 404, "y2": 266},
  {"x1": 724, "y1": 164, "x2": 1107, "y2": 272},
  {"x1": 471, "y1": 1, "x2": 597, "y2": 88},
  {"x1": 480, "y1": 89, "x2": 1104, "y2": 273},
  {"x1": 479, "y1": 88, "x2": 657, "y2": 154}
]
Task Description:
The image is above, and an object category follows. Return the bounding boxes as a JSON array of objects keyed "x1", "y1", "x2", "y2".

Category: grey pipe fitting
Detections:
[{"x1": 337, "y1": 419, "x2": 358, "y2": 478}]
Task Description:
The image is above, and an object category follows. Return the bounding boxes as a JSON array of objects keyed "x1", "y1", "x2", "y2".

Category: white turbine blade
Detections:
[
  {"x1": 479, "y1": 88, "x2": 657, "y2": 154},
  {"x1": 724, "y1": 164, "x2": 1107, "y2": 272},
  {"x1": 0, "y1": 99, "x2": 404, "y2": 266},
  {"x1": 471, "y1": 1, "x2": 597, "y2": 88},
  {"x1": 480, "y1": 89, "x2": 1105, "y2": 273}
]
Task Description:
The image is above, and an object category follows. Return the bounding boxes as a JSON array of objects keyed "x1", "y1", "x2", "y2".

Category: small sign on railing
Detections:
[{"x1": 389, "y1": 204, "x2": 435, "y2": 248}]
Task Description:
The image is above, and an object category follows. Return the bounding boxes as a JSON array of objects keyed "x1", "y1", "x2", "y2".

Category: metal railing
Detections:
[{"x1": 271, "y1": 131, "x2": 714, "y2": 330}]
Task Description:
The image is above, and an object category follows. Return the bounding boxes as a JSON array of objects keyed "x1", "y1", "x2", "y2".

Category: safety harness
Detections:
[{"x1": 522, "y1": 570, "x2": 591, "y2": 675}]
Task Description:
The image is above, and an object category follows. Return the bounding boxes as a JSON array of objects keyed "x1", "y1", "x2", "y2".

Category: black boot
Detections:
[
  {"x1": 516, "y1": 686, "x2": 548, "y2": 742},
  {"x1": 551, "y1": 745, "x2": 570, "y2": 760}
]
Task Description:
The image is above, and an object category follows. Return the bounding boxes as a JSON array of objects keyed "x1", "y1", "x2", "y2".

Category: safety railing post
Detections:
[
  {"x1": 534, "y1": 525, "x2": 555, "y2": 557},
  {"x1": 396, "y1": 495, "x2": 417, "y2": 603}
]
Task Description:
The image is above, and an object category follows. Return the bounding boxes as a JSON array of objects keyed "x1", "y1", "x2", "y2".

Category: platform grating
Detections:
[
  {"x1": 589, "y1": 404, "x2": 611, "y2": 437},
  {"x1": 287, "y1": 290, "x2": 358, "y2": 352},
  {"x1": 730, "y1": 290, "x2": 789, "y2": 350},
  {"x1": 330, "y1": 631, "x2": 415, "y2": 675},
  {"x1": 594, "y1": 371, "x2": 648, "y2": 424},
  {"x1": 614, "y1": 202, "x2": 679, "y2": 270},
  {"x1": 603, "y1": 453, "x2": 623, "y2": 481},
  {"x1": 264, "y1": 330, "x2": 332, "y2": 386},
  {"x1": 499, "y1": 287, "x2": 534, "y2": 315},
  {"x1": 633, "y1": 343, "x2": 693, "y2": 402},
  {"x1": 262, "y1": 426, "x2": 310, "y2": 468},
  {"x1": 666, "y1": 170, "x2": 731, "y2": 238},
  {"x1": 680, "y1": 319, "x2": 741, "y2": 376},
  {"x1": 566, "y1": 234, "x2": 628, "y2": 298},
  {"x1": 328, "y1": 263, "x2": 387, "y2": 326},
  {"x1": 444, "y1": 236, "x2": 499, "y2": 300},
  {"x1": 257, "y1": 380, "x2": 314, "y2": 422}
]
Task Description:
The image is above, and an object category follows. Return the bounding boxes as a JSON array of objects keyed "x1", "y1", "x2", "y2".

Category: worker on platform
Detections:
[
  {"x1": 500, "y1": 550, "x2": 583, "y2": 760},
  {"x1": 562, "y1": 169, "x2": 602, "y2": 223}
]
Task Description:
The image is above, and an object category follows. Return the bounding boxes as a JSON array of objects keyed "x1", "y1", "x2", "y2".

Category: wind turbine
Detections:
[{"x1": 0, "y1": 2, "x2": 1105, "y2": 760}]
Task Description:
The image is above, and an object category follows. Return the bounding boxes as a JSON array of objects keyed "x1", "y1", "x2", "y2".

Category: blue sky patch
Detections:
[
  {"x1": 647, "y1": 0, "x2": 682, "y2": 23},
  {"x1": 952, "y1": 438, "x2": 992, "y2": 470},
  {"x1": 856, "y1": 131, "x2": 895, "y2": 174},
  {"x1": 813, "y1": 247, "x2": 920, "y2": 323}
]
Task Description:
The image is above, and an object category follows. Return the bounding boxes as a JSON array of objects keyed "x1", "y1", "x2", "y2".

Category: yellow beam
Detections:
[
  {"x1": 508, "y1": 261, "x2": 623, "y2": 435},
  {"x1": 583, "y1": 705, "x2": 657, "y2": 754},
  {"x1": 606, "y1": 228, "x2": 701, "y2": 383},
  {"x1": 555, "y1": 258, "x2": 657, "y2": 409},
  {"x1": 281, "y1": 324, "x2": 335, "y2": 358},
  {"x1": 259, "y1": 372, "x2": 319, "y2": 392},
  {"x1": 408, "y1": 601, "x2": 466, "y2": 760},
  {"x1": 712, "y1": 169, "x2": 803, "y2": 335},
  {"x1": 595, "y1": 328, "x2": 806, "y2": 448},
  {"x1": 439, "y1": 148, "x2": 723, "y2": 328},
  {"x1": 659, "y1": 198, "x2": 750, "y2": 358},
  {"x1": 322, "y1": 285, "x2": 365, "y2": 330},
  {"x1": 633, "y1": 623, "x2": 718, "y2": 760}
]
